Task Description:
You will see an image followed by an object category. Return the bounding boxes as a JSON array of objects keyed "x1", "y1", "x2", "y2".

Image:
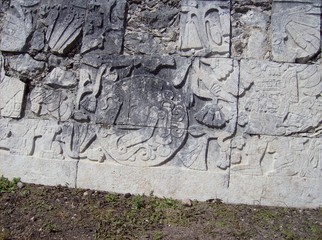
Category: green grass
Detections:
[{"x1": 0, "y1": 176, "x2": 20, "y2": 193}]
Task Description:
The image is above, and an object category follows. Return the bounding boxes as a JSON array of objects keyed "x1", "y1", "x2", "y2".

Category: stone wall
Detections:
[{"x1": 0, "y1": 0, "x2": 321, "y2": 208}]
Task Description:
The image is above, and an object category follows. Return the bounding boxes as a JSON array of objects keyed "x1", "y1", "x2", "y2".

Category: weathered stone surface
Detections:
[
  {"x1": 231, "y1": 135, "x2": 322, "y2": 178},
  {"x1": 124, "y1": 1, "x2": 180, "y2": 55},
  {"x1": 30, "y1": 85, "x2": 75, "y2": 121},
  {"x1": 7, "y1": 54, "x2": 46, "y2": 77},
  {"x1": 179, "y1": 0, "x2": 231, "y2": 57},
  {"x1": 0, "y1": 0, "x2": 321, "y2": 208},
  {"x1": 77, "y1": 161, "x2": 229, "y2": 201},
  {"x1": 232, "y1": 5, "x2": 271, "y2": 60},
  {"x1": 272, "y1": 0, "x2": 321, "y2": 63},
  {"x1": 229, "y1": 135, "x2": 322, "y2": 207},
  {"x1": 44, "y1": 0, "x2": 87, "y2": 55},
  {"x1": 0, "y1": 54, "x2": 25, "y2": 118},
  {"x1": 81, "y1": 0, "x2": 126, "y2": 55},
  {"x1": 239, "y1": 60, "x2": 322, "y2": 137},
  {"x1": 0, "y1": 154, "x2": 77, "y2": 187},
  {"x1": 0, "y1": 1, "x2": 34, "y2": 52}
]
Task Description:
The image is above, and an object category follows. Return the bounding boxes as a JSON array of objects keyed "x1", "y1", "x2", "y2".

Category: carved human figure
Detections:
[{"x1": 176, "y1": 58, "x2": 239, "y2": 170}]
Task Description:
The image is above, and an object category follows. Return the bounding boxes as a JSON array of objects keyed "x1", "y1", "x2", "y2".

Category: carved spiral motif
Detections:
[{"x1": 98, "y1": 75, "x2": 188, "y2": 166}]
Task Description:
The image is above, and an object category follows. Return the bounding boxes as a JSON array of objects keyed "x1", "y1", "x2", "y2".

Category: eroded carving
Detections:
[
  {"x1": 43, "y1": 0, "x2": 87, "y2": 54},
  {"x1": 0, "y1": 54, "x2": 26, "y2": 118},
  {"x1": 239, "y1": 60, "x2": 322, "y2": 137},
  {"x1": 179, "y1": 0, "x2": 230, "y2": 57},
  {"x1": 81, "y1": 0, "x2": 126, "y2": 55},
  {"x1": 272, "y1": 0, "x2": 321, "y2": 63},
  {"x1": 30, "y1": 85, "x2": 75, "y2": 121},
  {"x1": 0, "y1": 0, "x2": 34, "y2": 52},
  {"x1": 231, "y1": 135, "x2": 322, "y2": 179},
  {"x1": 176, "y1": 58, "x2": 239, "y2": 170}
]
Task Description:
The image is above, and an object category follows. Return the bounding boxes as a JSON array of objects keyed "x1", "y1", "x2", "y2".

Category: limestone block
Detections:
[
  {"x1": 43, "y1": 67, "x2": 77, "y2": 88},
  {"x1": 0, "y1": 118, "x2": 63, "y2": 159},
  {"x1": 77, "y1": 161, "x2": 229, "y2": 201},
  {"x1": 179, "y1": 0, "x2": 230, "y2": 57},
  {"x1": 73, "y1": 56, "x2": 239, "y2": 170},
  {"x1": 0, "y1": 153, "x2": 77, "y2": 188},
  {"x1": 272, "y1": 0, "x2": 321, "y2": 63},
  {"x1": 0, "y1": 55, "x2": 25, "y2": 118},
  {"x1": 229, "y1": 135, "x2": 322, "y2": 207},
  {"x1": 239, "y1": 60, "x2": 322, "y2": 137},
  {"x1": 175, "y1": 57, "x2": 239, "y2": 171},
  {"x1": 231, "y1": 135, "x2": 322, "y2": 178},
  {"x1": 228, "y1": 175, "x2": 322, "y2": 208},
  {"x1": 30, "y1": 85, "x2": 75, "y2": 122},
  {"x1": 124, "y1": 1, "x2": 180, "y2": 55},
  {"x1": 81, "y1": 0, "x2": 126, "y2": 55}
]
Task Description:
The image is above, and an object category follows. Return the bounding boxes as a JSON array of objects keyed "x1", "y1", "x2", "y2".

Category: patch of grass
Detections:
[
  {"x1": 104, "y1": 193, "x2": 117, "y2": 205},
  {"x1": 131, "y1": 194, "x2": 145, "y2": 210},
  {"x1": 0, "y1": 176, "x2": 20, "y2": 193},
  {"x1": 1, "y1": 183, "x2": 321, "y2": 239}
]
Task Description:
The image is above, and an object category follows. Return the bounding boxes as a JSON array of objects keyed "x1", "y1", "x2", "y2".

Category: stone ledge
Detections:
[{"x1": 0, "y1": 154, "x2": 77, "y2": 188}]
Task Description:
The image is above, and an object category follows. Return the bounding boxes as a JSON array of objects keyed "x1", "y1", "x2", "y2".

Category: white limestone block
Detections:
[
  {"x1": 0, "y1": 153, "x2": 77, "y2": 187},
  {"x1": 77, "y1": 160, "x2": 229, "y2": 201}
]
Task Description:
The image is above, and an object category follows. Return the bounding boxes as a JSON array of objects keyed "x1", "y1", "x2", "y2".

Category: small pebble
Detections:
[
  {"x1": 17, "y1": 182, "x2": 24, "y2": 189},
  {"x1": 124, "y1": 193, "x2": 132, "y2": 198},
  {"x1": 182, "y1": 199, "x2": 192, "y2": 207},
  {"x1": 83, "y1": 191, "x2": 89, "y2": 196}
]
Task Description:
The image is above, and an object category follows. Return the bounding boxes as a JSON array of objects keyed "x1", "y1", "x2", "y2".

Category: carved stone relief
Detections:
[
  {"x1": 239, "y1": 60, "x2": 322, "y2": 137},
  {"x1": 231, "y1": 135, "x2": 322, "y2": 179},
  {"x1": 0, "y1": 54, "x2": 26, "y2": 118},
  {"x1": 179, "y1": 0, "x2": 230, "y2": 57},
  {"x1": 175, "y1": 58, "x2": 239, "y2": 171},
  {"x1": 272, "y1": 0, "x2": 321, "y2": 63},
  {"x1": 82, "y1": 0, "x2": 126, "y2": 55},
  {"x1": 0, "y1": 0, "x2": 321, "y2": 208}
]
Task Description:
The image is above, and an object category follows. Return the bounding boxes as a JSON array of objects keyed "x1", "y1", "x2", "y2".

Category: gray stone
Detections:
[
  {"x1": 16, "y1": 182, "x2": 24, "y2": 189},
  {"x1": 272, "y1": 0, "x2": 321, "y2": 63},
  {"x1": 44, "y1": 67, "x2": 77, "y2": 88},
  {"x1": 231, "y1": 7, "x2": 270, "y2": 60},
  {"x1": 45, "y1": 0, "x2": 87, "y2": 55},
  {"x1": 7, "y1": 54, "x2": 45, "y2": 77},
  {"x1": 81, "y1": 0, "x2": 126, "y2": 55},
  {"x1": 30, "y1": 85, "x2": 75, "y2": 121},
  {"x1": 0, "y1": 2, "x2": 33, "y2": 52}
]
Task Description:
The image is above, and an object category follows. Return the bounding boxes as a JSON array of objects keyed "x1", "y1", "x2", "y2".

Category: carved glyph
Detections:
[{"x1": 179, "y1": 0, "x2": 230, "y2": 57}]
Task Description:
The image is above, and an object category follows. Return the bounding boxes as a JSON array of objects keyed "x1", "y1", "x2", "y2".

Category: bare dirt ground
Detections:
[{"x1": 0, "y1": 177, "x2": 321, "y2": 240}]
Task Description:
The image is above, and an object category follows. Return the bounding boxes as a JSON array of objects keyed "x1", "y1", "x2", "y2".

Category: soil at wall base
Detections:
[{"x1": 0, "y1": 180, "x2": 321, "y2": 240}]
